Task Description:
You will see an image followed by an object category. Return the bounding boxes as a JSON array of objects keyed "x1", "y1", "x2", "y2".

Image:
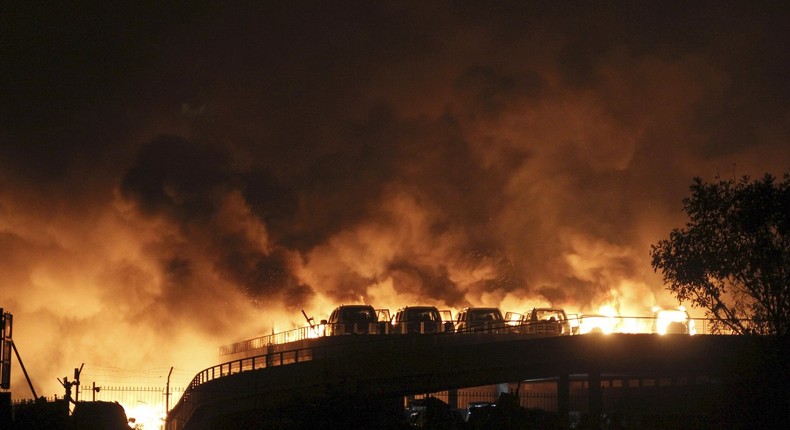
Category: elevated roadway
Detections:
[{"x1": 167, "y1": 332, "x2": 760, "y2": 430}]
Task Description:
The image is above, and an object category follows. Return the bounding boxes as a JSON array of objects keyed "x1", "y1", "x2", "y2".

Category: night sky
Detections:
[{"x1": 2, "y1": 2, "x2": 789, "y2": 398}]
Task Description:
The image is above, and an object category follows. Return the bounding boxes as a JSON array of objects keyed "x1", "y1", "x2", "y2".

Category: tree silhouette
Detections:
[{"x1": 650, "y1": 172, "x2": 790, "y2": 336}]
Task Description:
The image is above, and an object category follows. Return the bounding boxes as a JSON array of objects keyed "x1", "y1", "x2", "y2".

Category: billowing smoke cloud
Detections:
[
  {"x1": 118, "y1": 135, "x2": 311, "y2": 307},
  {"x1": 1, "y1": 2, "x2": 789, "y2": 399}
]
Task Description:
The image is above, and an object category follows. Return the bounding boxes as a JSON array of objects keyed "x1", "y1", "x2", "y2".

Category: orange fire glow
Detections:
[{"x1": 123, "y1": 402, "x2": 165, "y2": 430}]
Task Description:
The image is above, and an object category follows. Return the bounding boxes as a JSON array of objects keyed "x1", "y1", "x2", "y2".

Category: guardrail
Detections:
[
  {"x1": 219, "y1": 326, "x2": 318, "y2": 356},
  {"x1": 168, "y1": 344, "x2": 327, "y2": 429},
  {"x1": 220, "y1": 322, "x2": 462, "y2": 355},
  {"x1": 220, "y1": 316, "x2": 735, "y2": 356}
]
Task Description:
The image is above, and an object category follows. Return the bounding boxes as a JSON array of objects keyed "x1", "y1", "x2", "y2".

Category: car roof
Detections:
[
  {"x1": 397, "y1": 305, "x2": 439, "y2": 311},
  {"x1": 335, "y1": 304, "x2": 374, "y2": 309}
]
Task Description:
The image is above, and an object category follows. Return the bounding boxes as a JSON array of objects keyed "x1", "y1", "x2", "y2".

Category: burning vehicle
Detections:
[
  {"x1": 455, "y1": 307, "x2": 506, "y2": 333},
  {"x1": 578, "y1": 313, "x2": 618, "y2": 335},
  {"x1": 652, "y1": 306, "x2": 696, "y2": 335},
  {"x1": 391, "y1": 306, "x2": 454, "y2": 334},
  {"x1": 506, "y1": 308, "x2": 572, "y2": 335},
  {"x1": 322, "y1": 304, "x2": 389, "y2": 335}
]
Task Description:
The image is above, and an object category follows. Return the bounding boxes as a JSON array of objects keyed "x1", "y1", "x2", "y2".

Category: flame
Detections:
[
  {"x1": 122, "y1": 402, "x2": 165, "y2": 429},
  {"x1": 307, "y1": 324, "x2": 323, "y2": 338},
  {"x1": 598, "y1": 305, "x2": 617, "y2": 317},
  {"x1": 578, "y1": 314, "x2": 616, "y2": 335}
]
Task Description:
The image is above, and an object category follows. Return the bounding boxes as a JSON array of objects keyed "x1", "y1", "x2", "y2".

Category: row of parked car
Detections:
[
  {"x1": 317, "y1": 304, "x2": 695, "y2": 336},
  {"x1": 318, "y1": 304, "x2": 578, "y2": 336}
]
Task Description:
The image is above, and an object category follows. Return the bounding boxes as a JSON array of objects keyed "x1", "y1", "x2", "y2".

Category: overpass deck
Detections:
[{"x1": 167, "y1": 332, "x2": 756, "y2": 430}]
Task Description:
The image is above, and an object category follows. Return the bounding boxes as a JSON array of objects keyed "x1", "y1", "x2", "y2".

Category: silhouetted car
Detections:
[
  {"x1": 578, "y1": 313, "x2": 617, "y2": 334},
  {"x1": 406, "y1": 396, "x2": 464, "y2": 428},
  {"x1": 653, "y1": 307, "x2": 695, "y2": 335},
  {"x1": 71, "y1": 401, "x2": 130, "y2": 430},
  {"x1": 391, "y1": 306, "x2": 453, "y2": 334},
  {"x1": 506, "y1": 308, "x2": 572, "y2": 335},
  {"x1": 465, "y1": 401, "x2": 497, "y2": 427},
  {"x1": 454, "y1": 307, "x2": 505, "y2": 333},
  {"x1": 526, "y1": 307, "x2": 572, "y2": 335},
  {"x1": 322, "y1": 304, "x2": 381, "y2": 335}
]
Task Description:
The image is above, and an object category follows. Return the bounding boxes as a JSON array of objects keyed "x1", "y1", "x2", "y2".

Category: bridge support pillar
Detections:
[
  {"x1": 265, "y1": 344, "x2": 273, "y2": 367},
  {"x1": 588, "y1": 369, "x2": 602, "y2": 428},
  {"x1": 557, "y1": 374, "x2": 569, "y2": 429},
  {"x1": 447, "y1": 389, "x2": 458, "y2": 410}
]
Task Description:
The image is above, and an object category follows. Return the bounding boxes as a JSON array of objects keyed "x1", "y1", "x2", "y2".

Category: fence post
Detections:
[{"x1": 166, "y1": 366, "x2": 173, "y2": 414}]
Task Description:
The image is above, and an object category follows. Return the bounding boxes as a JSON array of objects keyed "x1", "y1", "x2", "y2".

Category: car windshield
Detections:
[
  {"x1": 535, "y1": 310, "x2": 564, "y2": 321},
  {"x1": 406, "y1": 308, "x2": 438, "y2": 321},
  {"x1": 468, "y1": 309, "x2": 502, "y2": 321},
  {"x1": 340, "y1": 307, "x2": 375, "y2": 322}
]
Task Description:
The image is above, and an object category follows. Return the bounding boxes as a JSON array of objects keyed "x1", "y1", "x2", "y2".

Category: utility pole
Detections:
[
  {"x1": 11, "y1": 341, "x2": 37, "y2": 399},
  {"x1": 2, "y1": 310, "x2": 38, "y2": 398},
  {"x1": 1, "y1": 309, "x2": 11, "y2": 390},
  {"x1": 58, "y1": 377, "x2": 75, "y2": 407},
  {"x1": 165, "y1": 366, "x2": 174, "y2": 413},
  {"x1": 73, "y1": 364, "x2": 83, "y2": 402}
]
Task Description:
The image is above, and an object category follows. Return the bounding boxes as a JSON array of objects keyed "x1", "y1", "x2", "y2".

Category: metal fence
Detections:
[
  {"x1": 11, "y1": 385, "x2": 184, "y2": 406},
  {"x1": 185, "y1": 347, "x2": 315, "y2": 388},
  {"x1": 12, "y1": 384, "x2": 185, "y2": 429},
  {"x1": 88, "y1": 385, "x2": 184, "y2": 406},
  {"x1": 416, "y1": 377, "x2": 715, "y2": 415},
  {"x1": 220, "y1": 316, "x2": 737, "y2": 356},
  {"x1": 219, "y1": 326, "x2": 319, "y2": 356}
]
